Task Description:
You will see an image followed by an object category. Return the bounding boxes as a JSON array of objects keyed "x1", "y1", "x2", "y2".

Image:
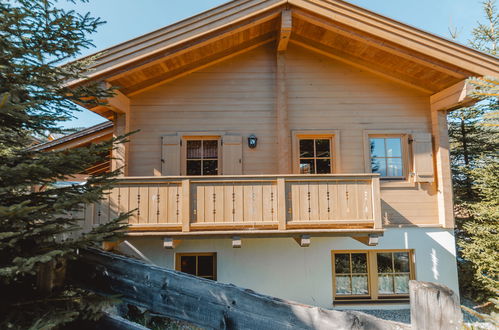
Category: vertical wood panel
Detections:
[
  {"x1": 308, "y1": 183, "x2": 319, "y2": 220},
  {"x1": 196, "y1": 185, "x2": 205, "y2": 223},
  {"x1": 233, "y1": 184, "x2": 244, "y2": 223},
  {"x1": 128, "y1": 186, "x2": 139, "y2": 224},
  {"x1": 157, "y1": 185, "x2": 168, "y2": 223},
  {"x1": 214, "y1": 185, "x2": 225, "y2": 222}
]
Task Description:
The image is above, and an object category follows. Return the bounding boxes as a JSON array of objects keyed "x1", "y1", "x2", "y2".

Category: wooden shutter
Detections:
[
  {"x1": 222, "y1": 135, "x2": 242, "y2": 175},
  {"x1": 161, "y1": 135, "x2": 180, "y2": 176},
  {"x1": 412, "y1": 133, "x2": 434, "y2": 182}
]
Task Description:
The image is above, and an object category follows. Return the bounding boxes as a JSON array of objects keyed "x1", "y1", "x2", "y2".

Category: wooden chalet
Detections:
[{"x1": 55, "y1": 0, "x2": 498, "y2": 308}]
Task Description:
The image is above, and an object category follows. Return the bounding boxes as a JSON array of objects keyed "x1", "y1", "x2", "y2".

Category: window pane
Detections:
[
  {"x1": 370, "y1": 138, "x2": 386, "y2": 157},
  {"x1": 394, "y1": 275, "x2": 410, "y2": 294},
  {"x1": 315, "y1": 139, "x2": 330, "y2": 157},
  {"x1": 371, "y1": 158, "x2": 386, "y2": 176},
  {"x1": 378, "y1": 274, "x2": 394, "y2": 294},
  {"x1": 203, "y1": 160, "x2": 218, "y2": 175},
  {"x1": 203, "y1": 140, "x2": 218, "y2": 159},
  {"x1": 351, "y1": 253, "x2": 367, "y2": 273},
  {"x1": 352, "y1": 275, "x2": 369, "y2": 295},
  {"x1": 335, "y1": 276, "x2": 351, "y2": 294},
  {"x1": 377, "y1": 253, "x2": 393, "y2": 273},
  {"x1": 316, "y1": 159, "x2": 331, "y2": 174},
  {"x1": 180, "y1": 256, "x2": 196, "y2": 275},
  {"x1": 299, "y1": 139, "x2": 314, "y2": 157},
  {"x1": 387, "y1": 158, "x2": 403, "y2": 177},
  {"x1": 187, "y1": 160, "x2": 201, "y2": 175},
  {"x1": 334, "y1": 254, "x2": 350, "y2": 274},
  {"x1": 187, "y1": 140, "x2": 202, "y2": 159},
  {"x1": 386, "y1": 138, "x2": 402, "y2": 157},
  {"x1": 300, "y1": 159, "x2": 314, "y2": 174},
  {"x1": 394, "y1": 252, "x2": 410, "y2": 272},
  {"x1": 197, "y1": 256, "x2": 214, "y2": 278}
]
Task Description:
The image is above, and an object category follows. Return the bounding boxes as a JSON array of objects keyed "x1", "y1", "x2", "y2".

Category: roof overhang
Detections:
[{"x1": 68, "y1": 0, "x2": 498, "y2": 114}]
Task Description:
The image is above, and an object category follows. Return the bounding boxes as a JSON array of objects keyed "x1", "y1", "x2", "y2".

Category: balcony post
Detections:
[
  {"x1": 181, "y1": 179, "x2": 190, "y2": 232},
  {"x1": 372, "y1": 176, "x2": 382, "y2": 229},
  {"x1": 277, "y1": 178, "x2": 287, "y2": 230}
]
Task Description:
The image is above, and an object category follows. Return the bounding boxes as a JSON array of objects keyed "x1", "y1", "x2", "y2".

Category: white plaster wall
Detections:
[{"x1": 123, "y1": 228, "x2": 459, "y2": 310}]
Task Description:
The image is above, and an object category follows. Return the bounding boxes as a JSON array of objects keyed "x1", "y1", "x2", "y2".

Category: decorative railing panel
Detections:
[{"x1": 85, "y1": 174, "x2": 382, "y2": 232}]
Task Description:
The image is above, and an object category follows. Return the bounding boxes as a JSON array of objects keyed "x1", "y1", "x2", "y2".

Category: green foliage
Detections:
[
  {"x1": 450, "y1": 1, "x2": 499, "y2": 303},
  {"x1": 0, "y1": 0, "x2": 129, "y2": 328}
]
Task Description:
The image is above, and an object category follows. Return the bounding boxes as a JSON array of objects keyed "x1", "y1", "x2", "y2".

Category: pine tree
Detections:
[
  {"x1": 449, "y1": 0, "x2": 499, "y2": 302},
  {"x1": 0, "y1": 0, "x2": 129, "y2": 328},
  {"x1": 458, "y1": 77, "x2": 499, "y2": 301}
]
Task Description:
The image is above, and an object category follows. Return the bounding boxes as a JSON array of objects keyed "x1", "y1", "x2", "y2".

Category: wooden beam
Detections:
[
  {"x1": 111, "y1": 113, "x2": 127, "y2": 175},
  {"x1": 276, "y1": 52, "x2": 292, "y2": 174},
  {"x1": 430, "y1": 80, "x2": 476, "y2": 112},
  {"x1": 293, "y1": 235, "x2": 311, "y2": 247},
  {"x1": 431, "y1": 109, "x2": 455, "y2": 228},
  {"x1": 352, "y1": 234, "x2": 379, "y2": 246},
  {"x1": 71, "y1": 248, "x2": 410, "y2": 330},
  {"x1": 232, "y1": 236, "x2": 242, "y2": 248},
  {"x1": 181, "y1": 179, "x2": 191, "y2": 232},
  {"x1": 277, "y1": 178, "x2": 287, "y2": 230},
  {"x1": 277, "y1": 9, "x2": 292, "y2": 52},
  {"x1": 107, "y1": 89, "x2": 130, "y2": 114},
  {"x1": 163, "y1": 237, "x2": 182, "y2": 249}
]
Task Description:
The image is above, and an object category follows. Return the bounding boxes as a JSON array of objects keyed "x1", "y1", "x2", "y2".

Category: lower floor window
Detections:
[
  {"x1": 175, "y1": 253, "x2": 217, "y2": 280},
  {"x1": 332, "y1": 250, "x2": 414, "y2": 302}
]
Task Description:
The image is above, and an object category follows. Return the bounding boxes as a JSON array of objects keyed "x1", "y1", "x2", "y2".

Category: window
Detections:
[
  {"x1": 185, "y1": 137, "x2": 219, "y2": 175},
  {"x1": 299, "y1": 138, "x2": 333, "y2": 174},
  {"x1": 332, "y1": 250, "x2": 414, "y2": 303},
  {"x1": 369, "y1": 136, "x2": 406, "y2": 178},
  {"x1": 175, "y1": 253, "x2": 216, "y2": 280}
]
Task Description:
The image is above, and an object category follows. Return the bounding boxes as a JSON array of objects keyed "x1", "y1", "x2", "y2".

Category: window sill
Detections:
[
  {"x1": 380, "y1": 180, "x2": 416, "y2": 188},
  {"x1": 333, "y1": 299, "x2": 410, "y2": 306}
]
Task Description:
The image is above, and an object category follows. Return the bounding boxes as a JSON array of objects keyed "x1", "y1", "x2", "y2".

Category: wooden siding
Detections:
[
  {"x1": 285, "y1": 44, "x2": 438, "y2": 225},
  {"x1": 129, "y1": 45, "x2": 277, "y2": 176},
  {"x1": 128, "y1": 43, "x2": 439, "y2": 226}
]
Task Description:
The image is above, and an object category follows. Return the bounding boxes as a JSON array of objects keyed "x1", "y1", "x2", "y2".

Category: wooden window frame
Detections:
[
  {"x1": 181, "y1": 135, "x2": 222, "y2": 176},
  {"x1": 175, "y1": 252, "x2": 217, "y2": 280},
  {"x1": 331, "y1": 249, "x2": 415, "y2": 303},
  {"x1": 292, "y1": 130, "x2": 341, "y2": 174},
  {"x1": 363, "y1": 130, "x2": 411, "y2": 180}
]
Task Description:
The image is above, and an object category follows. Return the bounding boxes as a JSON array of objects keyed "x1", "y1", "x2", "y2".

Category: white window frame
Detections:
[{"x1": 363, "y1": 130, "x2": 411, "y2": 180}]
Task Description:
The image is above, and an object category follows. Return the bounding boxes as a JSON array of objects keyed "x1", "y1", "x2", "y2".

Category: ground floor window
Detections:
[
  {"x1": 332, "y1": 250, "x2": 414, "y2": 303},
  {"x1": 175, "y1": 253, "x2": 217, "y2": 280}
]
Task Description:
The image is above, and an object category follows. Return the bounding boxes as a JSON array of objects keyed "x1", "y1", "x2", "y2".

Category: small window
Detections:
[
  {"x1": 299, "y1": 138, "x2": 333, "y2": 174},
  {"x1": 175, "y1": 253, "x2": 216, "y2": 280},
  {"x1": 332, "y1": 250, "x2": 414, "y2": 303},
  {"x1": 185, "y1": 138, "x2": 219, "y2": 175},
  {"x1": 369, "y1": 136, "x2": 404, "y2": 178}
]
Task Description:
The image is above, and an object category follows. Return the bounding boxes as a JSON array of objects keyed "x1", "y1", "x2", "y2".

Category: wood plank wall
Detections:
[{"x1": 128, "y1": 43, "x2": 439, "y2": 226}]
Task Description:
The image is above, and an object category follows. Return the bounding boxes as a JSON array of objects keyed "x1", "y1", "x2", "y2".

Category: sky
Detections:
[{"x1": 59, "y1": 0, "x2": 486, "y2": 128}]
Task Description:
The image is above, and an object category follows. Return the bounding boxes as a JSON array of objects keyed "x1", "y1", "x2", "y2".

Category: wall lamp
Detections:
[{"x1": 248, "y1": 134, "x2": 258, "y2": 149}]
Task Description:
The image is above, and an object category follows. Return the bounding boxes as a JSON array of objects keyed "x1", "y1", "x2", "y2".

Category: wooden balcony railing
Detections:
[{"x1": 84, "y1": 174, "x2": 382, "y2": 234}]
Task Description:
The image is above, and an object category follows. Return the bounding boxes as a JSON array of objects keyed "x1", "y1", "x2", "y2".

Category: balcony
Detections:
[{"x1": 84, "y1": 174, "x2": 382, "y2": 242}]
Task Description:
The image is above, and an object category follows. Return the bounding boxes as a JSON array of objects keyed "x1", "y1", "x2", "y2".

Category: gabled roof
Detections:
[
  {"x1": 30, "y1": 121, "x2": 113, "y2": 151},
  {"x1": 70, "y1": 0, "x2": 498, "y2": 97}
]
